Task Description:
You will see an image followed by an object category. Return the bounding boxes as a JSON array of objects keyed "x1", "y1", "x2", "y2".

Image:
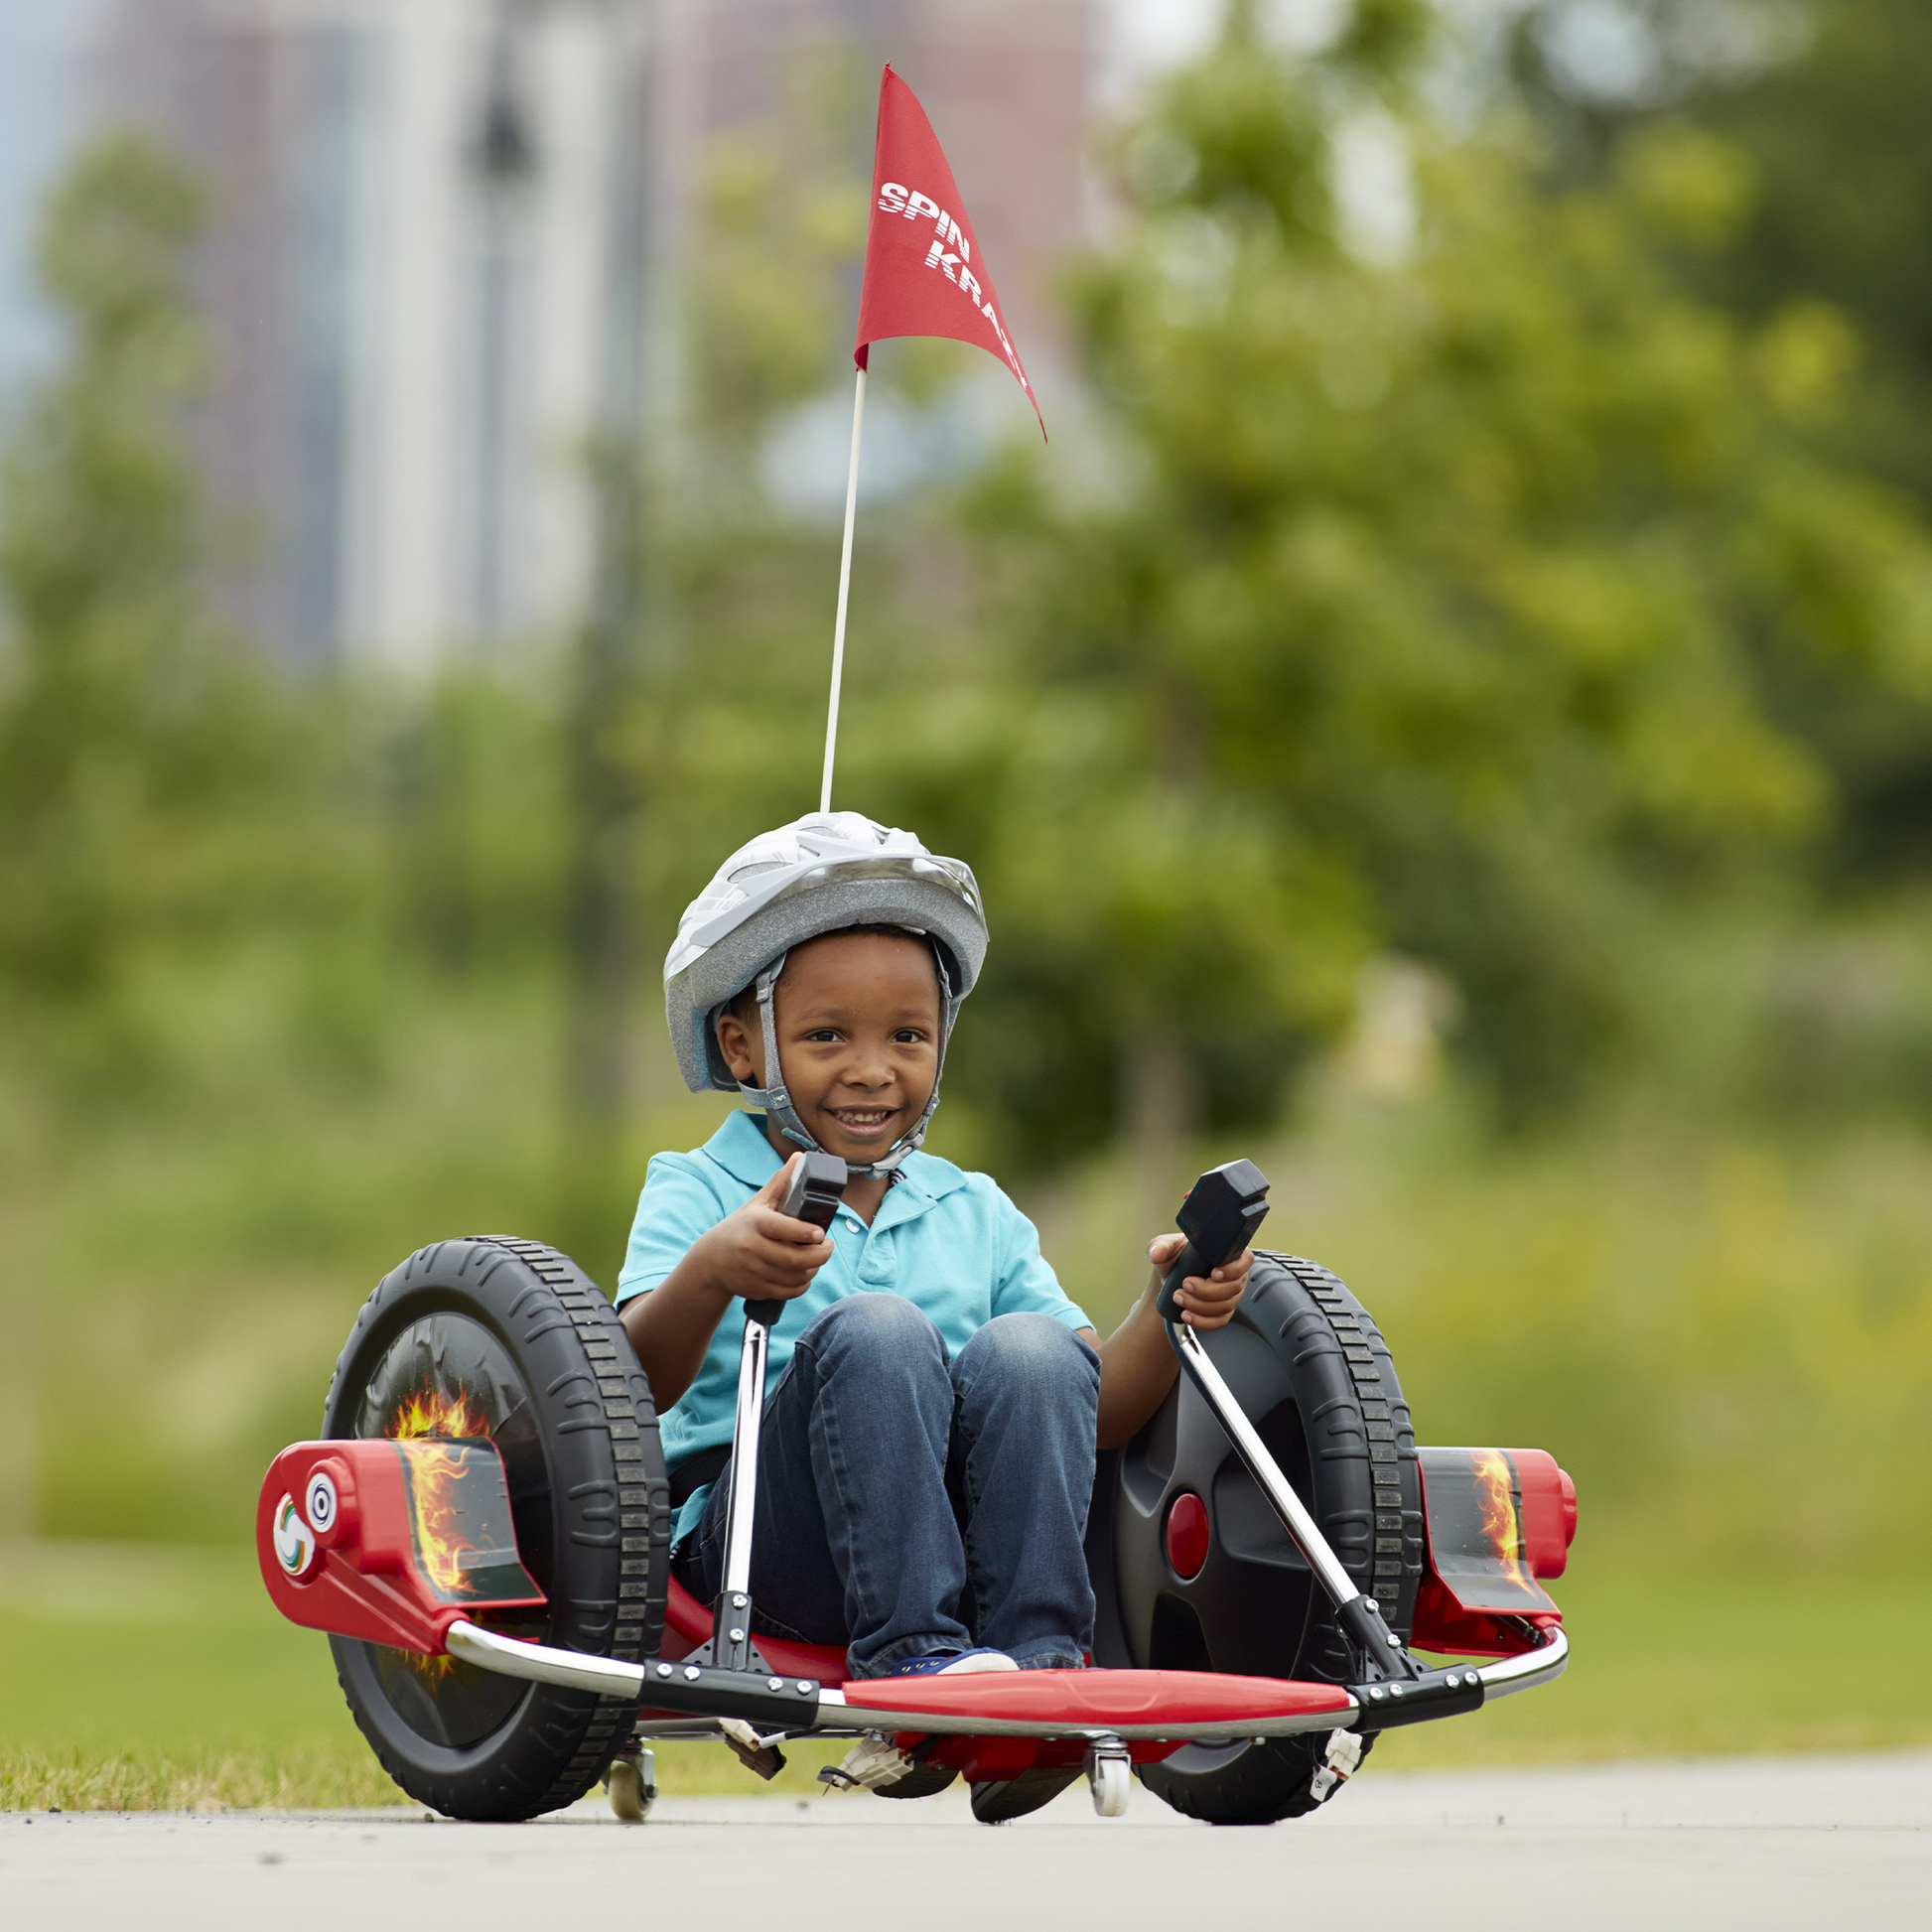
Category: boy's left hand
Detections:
[{"x1": 1146, "y1": 1233, "x2": 1252, "y2": 1329}]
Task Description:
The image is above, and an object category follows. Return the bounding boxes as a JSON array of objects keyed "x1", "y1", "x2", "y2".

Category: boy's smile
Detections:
[{"x1": 715, "y1": 927, "x2": 943, "y2": 1182}]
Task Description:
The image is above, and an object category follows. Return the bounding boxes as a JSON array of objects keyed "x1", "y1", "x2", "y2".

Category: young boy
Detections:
[{"x1": 617, "y1": 812, "x2": 1252, "y2": 1694}]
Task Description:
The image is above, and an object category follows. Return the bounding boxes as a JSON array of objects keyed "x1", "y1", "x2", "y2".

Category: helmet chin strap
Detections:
[{"x1": 728, "y1": 947, "x2": 956, "y2": 1179}]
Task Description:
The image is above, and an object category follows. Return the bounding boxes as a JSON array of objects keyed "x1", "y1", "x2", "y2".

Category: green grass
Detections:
[
  {"x1": 0, "y1": 1540, "x2": 854, "y2": 1808},
  {"x1": 1382, "y1": 1545, "x2": 1932, "y2": 1767},
  {"x1": 0, "y1": 1541, "x2": 400, "y2": 1810},
  {"x1": 3, "y1": 1538, "x2": 1926, "y2": 1809}
]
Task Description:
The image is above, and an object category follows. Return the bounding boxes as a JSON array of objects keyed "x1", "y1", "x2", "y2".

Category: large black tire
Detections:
[
  {"x1": 321, "y1": 1237, "x2": 671, "y2": 1821},
  {"x1": 1087, "y1": 1251, "x2": 1423, "y2": 1825}
]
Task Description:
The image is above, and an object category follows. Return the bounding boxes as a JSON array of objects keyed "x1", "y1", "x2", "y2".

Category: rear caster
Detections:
[
  {"x1": 1087, "y1": 1740, "x2": 1131, "y2": 1818},
  {"x1": 607, "y1": 1748, "x2": 656, "y2": 1824}
]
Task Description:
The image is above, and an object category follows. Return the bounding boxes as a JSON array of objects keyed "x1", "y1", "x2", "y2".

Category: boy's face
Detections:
[{"x1": 715, "y1": 930, "x2": 943, "y2": 1165}]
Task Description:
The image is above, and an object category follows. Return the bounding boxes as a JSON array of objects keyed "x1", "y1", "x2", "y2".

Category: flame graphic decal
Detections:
[
  {"x1": 404, "y1": 1442, "x2": 487, "y2": 1597},
  {"x1": 385, "y1": 1383, "x2": 491, "y2": 1445},
  {"x1": 383, "y1": 1382, "x2": 493, "y2": 1678},
  {"x1": 1471, "y1": 1448, "x2": 1531, "y2": 1591}
]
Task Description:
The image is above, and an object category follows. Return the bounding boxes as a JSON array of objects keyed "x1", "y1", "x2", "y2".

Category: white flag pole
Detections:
[{"x1": 820, "y1": 364, "x2": 868, "y2": 814}]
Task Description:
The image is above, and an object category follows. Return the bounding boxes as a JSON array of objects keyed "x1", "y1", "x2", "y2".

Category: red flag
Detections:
[{"x1": 855, "y1": 65, "x2": 1044, "y2": 438}]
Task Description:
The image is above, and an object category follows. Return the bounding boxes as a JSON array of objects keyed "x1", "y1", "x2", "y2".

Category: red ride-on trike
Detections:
[{"x1": 258, "y1": 1159, "x2": 1575, "y2": 1825}]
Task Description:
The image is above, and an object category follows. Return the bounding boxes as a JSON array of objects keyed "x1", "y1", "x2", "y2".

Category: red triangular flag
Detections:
[{"x1": 854, "y1": 65, "x2": 1044, "y2": 438}]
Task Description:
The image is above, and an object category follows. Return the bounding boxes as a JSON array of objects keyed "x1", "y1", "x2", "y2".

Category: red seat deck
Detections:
[
  {"x1": 832, "y1": 1668, "x2": 1352, "y2": 1738},
  {"x1": 660, "y1": 1580, "x2": 1351, "y2": 1740}
]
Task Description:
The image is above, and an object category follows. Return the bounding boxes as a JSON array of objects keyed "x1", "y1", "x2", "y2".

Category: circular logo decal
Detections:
[
  {"x1": 273, "y1": 1493, "x2": 317, "y2": 1578},
  {"x1": 304, "y1": 1469, "x2": 339, "y2": 1535}
]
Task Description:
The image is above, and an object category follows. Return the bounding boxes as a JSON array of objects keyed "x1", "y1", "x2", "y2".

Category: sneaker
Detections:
[
  {"x1": 817, "y1": 1734, "x2": 959, "y2": 1799},
  {"x1": 879, "y1": 1647, "x2": 1020, "y2": 1679}
]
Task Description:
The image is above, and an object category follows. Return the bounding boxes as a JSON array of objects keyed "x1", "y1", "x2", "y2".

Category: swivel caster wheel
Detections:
[
  {"x1": 607, "y1": 1747, "x2": 656, "y2": 1824},
  {"x1": 1087, "y1": 1741, "x2": 1131, "y2": 1818}
]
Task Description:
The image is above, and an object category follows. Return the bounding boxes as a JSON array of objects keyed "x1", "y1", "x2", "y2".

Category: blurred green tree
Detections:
[
  {"x1": 865, "y1": 6, "x2": 1932, "y2": 1168},
  {"x1": 1504, "y1": 2, "x2": 1932, "y2": 1054},
  {"x1": 0, "y1": 133, "x2": 363, "y2": 1114},
  {"x1": 1507, "y1": 1, "x2": 1932, "y2": 511},
  {"x1": 1693, "y1": 0, "x2": 1932, "y2": 494},
  {"x1": 1672, "y1": 1, "x2": 1932, "y2": 886}
]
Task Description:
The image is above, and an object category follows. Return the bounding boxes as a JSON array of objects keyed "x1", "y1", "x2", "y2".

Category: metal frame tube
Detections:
[
  {"x1": 1170, "y1": 1319, "x2": 1414, "y2": 1677},
  {"x1": 445, "y1": 1621, "x2": 1360, "y2": 1740},
  {"x1": 1171, "y1": 1322, "x2": 1365, "y2": 1610},
  {"x1": 444, "y1": 1622, "x2": 1564, "y2": 1738},
  {"x1": 719, "y1": 1315, "x2": 769, "y2": 1600},
  {"x1": 1471, "y1": 1624, "x2": 1569, "y2": 1700},
  {"x1": 447, "y1": 1618, "x2": 645, "y2": 1698}
]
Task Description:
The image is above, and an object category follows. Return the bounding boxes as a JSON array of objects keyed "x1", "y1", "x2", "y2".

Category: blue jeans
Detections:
[{"x1": 676, "y1": 1295, "x2": 1100, "y2": 1679}]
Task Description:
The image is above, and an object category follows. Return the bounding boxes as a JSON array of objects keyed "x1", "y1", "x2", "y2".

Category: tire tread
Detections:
[
  {"x1": 323, "y1": 1236, "x2": 668, "y2": 1821},
  {"x1": 1136, "y1": 1251, "x2": 1416, "y2": 1826}
]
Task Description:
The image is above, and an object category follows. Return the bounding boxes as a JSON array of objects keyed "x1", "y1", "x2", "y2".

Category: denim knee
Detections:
[
  {"x1": 954, "y1": 1311, "x2": 1098, "y2": 1398},
  {"x1": 797, "y1": 1291, "x2": 948, "y2": 1366}
]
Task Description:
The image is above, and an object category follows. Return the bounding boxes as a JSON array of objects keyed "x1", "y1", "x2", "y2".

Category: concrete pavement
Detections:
[{"x1": 5, "y1": 1750, "x2": 1926, "y2": 1931}]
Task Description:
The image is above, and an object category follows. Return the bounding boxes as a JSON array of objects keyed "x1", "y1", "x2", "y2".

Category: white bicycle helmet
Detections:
[{"x1": 664, "y1": 812, "x2": 988, "y2": 1173}]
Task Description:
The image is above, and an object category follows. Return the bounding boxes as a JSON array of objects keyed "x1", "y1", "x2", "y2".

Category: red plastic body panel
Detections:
[
  {"x1": 1514, "y1": 1449, "x2": 1577, "y2": 1581},
  {"x1": 1410, "y1": 1446, "x2": 1575, "y2": 1658},
  {"x1": 256, "y1": 1440, "x2": 544, "y2": 1656},
  {"x1": 839, "y1": 1669, "x2": 1352, "y2": 1730},
  {"x1": 1409, "y1": 1574, "x2": 1565, "y2": 1657},
  {"x1": 660, "y1": 1578, "x2": 850, "y2": 1686}
]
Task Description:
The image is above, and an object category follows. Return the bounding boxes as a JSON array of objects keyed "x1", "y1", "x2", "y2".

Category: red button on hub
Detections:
[{"x1": 1165, "y1": 1491, "x2": 1210, "y2": 1580}]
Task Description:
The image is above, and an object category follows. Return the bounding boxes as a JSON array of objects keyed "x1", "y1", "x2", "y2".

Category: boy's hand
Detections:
[
  {"x1": 697, "y1": 1157, "x2": 837, "y2": 1304},
  {"x1": 1147, "y1": 1232, "x2": 1252, "y2": 1329}
]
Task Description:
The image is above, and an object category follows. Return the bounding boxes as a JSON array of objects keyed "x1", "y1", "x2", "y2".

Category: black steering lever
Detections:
[{"x1": 1155, "y1": 1159, "x2": 1272, "y2": 1322}]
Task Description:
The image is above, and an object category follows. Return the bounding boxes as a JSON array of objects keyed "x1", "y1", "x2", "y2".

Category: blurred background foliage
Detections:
[{"x1": 4, "y1": 0, "x2": 1932, "y2": 1784}]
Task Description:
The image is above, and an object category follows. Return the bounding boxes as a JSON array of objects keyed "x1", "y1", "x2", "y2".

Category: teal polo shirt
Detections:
[{"x1": 616, "y1": 1111, "x2": 1092, "y2": 1545}]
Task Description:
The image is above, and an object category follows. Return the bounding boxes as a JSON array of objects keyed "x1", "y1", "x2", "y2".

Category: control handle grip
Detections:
[
  {"x1": 1156, "y1": 1159, "x2": 1271, "y2": 1323},
  {"x1": 747, "y1": 1151, "x2": 851, "y2": 1328}
]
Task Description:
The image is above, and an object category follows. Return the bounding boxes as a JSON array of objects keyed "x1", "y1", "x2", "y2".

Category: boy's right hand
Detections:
[{"x1": 695, "y1": 1156, "x2": 837, "y2": 1304}]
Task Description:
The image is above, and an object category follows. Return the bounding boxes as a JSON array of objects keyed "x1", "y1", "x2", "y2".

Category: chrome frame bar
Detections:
[
  {"x1": 444, "y1": 1613, "x2": 1565, "y2": 1740},
  {"x1": 719, "y1": 1314, "x2": 770, "y2": 1602},
  {"x1": 447, "y1": 1618, "x2": 646, "y2": 1698},
  {"x1": 447, "y1": 1617, "x2": 1359, "y2": 1739},
  {"x1": 1170, "y1": 1321, "x2": 1360, "y2": 1607},
  {"x1": 1472, "y1": 1623, "x2": 1569, "y2": 1700}
]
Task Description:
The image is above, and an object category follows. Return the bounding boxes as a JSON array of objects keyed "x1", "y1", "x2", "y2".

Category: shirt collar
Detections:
[
  {"x1": 871, "y1": 1148, "x2": 968, "y2": 1229},
  {"x1": 700, "y1": 1111, "x2": 969, "y2": 1219},
  {"x1": 703, "y1": 1110, "x2": 788, "y2": 1190}
]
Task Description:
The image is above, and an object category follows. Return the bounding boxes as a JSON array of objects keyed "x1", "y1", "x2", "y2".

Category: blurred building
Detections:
[{"x1": 93, "y1": 0, "x2": 1099, "y2": 672}]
